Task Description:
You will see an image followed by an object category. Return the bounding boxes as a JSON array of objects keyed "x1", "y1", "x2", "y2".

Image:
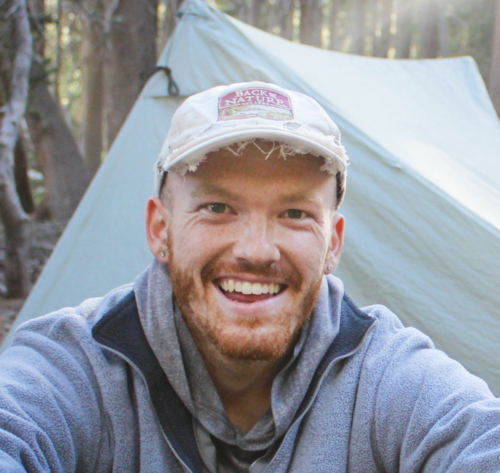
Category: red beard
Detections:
[{"x1": 168, "y1": 239, "x2": 324, "y2": 361}]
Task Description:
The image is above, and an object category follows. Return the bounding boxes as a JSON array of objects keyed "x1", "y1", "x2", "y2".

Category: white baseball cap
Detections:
[{"x1": 155, "y1": 81, "x2": 348, "y2": 194}]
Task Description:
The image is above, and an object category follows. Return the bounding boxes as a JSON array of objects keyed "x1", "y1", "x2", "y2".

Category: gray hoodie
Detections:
[
  {"x1": 135, "y1": 261, "x2": 341, "y2": 472},
  {"x1": 0, "y1": 263, "x2": 499, "y2": 472}
]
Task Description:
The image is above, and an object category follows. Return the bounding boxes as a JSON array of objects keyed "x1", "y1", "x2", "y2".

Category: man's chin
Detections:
[{"x1": 206, "y1": 325, "x2": 296, "y2": 361}]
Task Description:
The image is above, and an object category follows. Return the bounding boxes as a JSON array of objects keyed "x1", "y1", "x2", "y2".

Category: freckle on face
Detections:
[{"x1": 165, "y1": 143, "x2": 337, "y2": 361}]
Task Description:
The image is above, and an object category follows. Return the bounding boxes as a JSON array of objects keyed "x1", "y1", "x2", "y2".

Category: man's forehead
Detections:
[{"x1": 163, "y1": 157, "x2": 336, "y2": 214}]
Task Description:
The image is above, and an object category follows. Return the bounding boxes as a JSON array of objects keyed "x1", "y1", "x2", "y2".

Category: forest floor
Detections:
[{"x1": 0, "y1": 221, "x2": 65, "y2": 344}]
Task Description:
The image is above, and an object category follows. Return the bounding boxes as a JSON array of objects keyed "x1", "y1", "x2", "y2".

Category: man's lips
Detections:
[{"x1": 214, "y1": 277, "x2": 286, "y2": 303}]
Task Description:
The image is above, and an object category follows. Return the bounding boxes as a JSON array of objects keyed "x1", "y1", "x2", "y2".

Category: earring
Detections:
[
  {"x1": 326, "y1": 263, "x2": 333, "y2": 273},
  {"x1": 160, "y1": 251, "x2": 166, "y2": 258}
]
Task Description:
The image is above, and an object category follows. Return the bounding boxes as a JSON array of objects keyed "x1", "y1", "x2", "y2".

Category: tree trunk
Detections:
[
  {"x1": 439, "y1": 3, "x2": 449, "y2": 58},
  {"x1": 14, "y1": 136, "x2": 34, "y2": 214},
  {"x1": 233, "y1": 0, "x2": 246, "y2": 22},
  {"x1": 329, "y1": 0, "x2": 340, "y2": 50},
  {"x1": 374, "y1": 0, "x2": 392, "y2": 57},
  {"x1": 395, "y1": 0, "x2": 413, "y2": 58},
  {"x1": 299, "y1": 0, "x2": 323, "y2": 47},
  {"x1": 54, "y1": 0, "x2": 63, "y2": 102},
  {"x1": 27, "y1": 0, "x2": 91, "y2": 221},
  {"x1": 80, "y1": 0, "x2": 105, "y2": 176},
  {"x1": 278, "y1": 0, "x2": 296, "y2": 41},
  {"x1": 247, "y1": 0, "x2": 266, "y2": 29},
  {"x1": 490, "y1": 0, "x2": 500, "y2": 118},
  {"x1": 349, "y1": 0, "x2": 366, "y2": 54},
  {"x1": 105, "y1": 0, "x2": 159, "y2": 148},
  {"x1": 0, "y1": 0, "x2": 32, "y2": 298},
  {"x1": 161, "y1": 0, "x2": 183, "y2": 49},
  {"x1": 419, "y1": 0, "x2": 440, "y2": 58},
  {"x1": 26, "y1": 80, "x2": 91, "y2": 221}
]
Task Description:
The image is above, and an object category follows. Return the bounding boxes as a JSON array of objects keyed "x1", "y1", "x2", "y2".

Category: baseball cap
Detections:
[{"x1": 155, "y1": 81, "x2": 348, "y2": 194}]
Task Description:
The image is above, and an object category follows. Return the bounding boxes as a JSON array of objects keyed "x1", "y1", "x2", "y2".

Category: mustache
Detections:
[{"x1": 201, "y1": 260, "x2": 302, "y2": 288}]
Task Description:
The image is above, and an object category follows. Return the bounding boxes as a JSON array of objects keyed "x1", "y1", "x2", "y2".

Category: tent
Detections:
[{"x1": 3, "y1": 0, "x2": 500, "y2": 395}]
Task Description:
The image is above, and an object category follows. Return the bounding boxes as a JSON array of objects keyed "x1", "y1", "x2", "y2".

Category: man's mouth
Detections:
[{"x1": 215, "y1": 278, "x2": 285, "y2": 303}]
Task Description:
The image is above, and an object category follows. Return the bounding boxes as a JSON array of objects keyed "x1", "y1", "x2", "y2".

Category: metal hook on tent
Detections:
[{"x1": 156, "y1": 66, "x2": 180, "y2": 97}]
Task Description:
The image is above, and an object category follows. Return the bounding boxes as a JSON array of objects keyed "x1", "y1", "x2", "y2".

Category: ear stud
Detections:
[{"x1": 160, "y1": 252, "x2": 166, "y2": 258}]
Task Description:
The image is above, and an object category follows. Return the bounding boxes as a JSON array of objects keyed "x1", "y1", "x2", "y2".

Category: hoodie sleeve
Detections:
[
  {"x1": 361, "y1": 306, "x2": 500, "y2": 472},
  {"x1": 0, "y1": 312, "x2": 112, "y2": 473}
]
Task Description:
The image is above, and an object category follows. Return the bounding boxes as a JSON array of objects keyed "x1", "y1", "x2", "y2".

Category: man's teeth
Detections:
[{"x1": 219, "y1": 280, "x2": 282, "y2": 295}]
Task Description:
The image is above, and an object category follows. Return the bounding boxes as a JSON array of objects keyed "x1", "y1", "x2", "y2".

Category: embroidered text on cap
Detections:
[{"x1": 218, "y1": 87, "x2": 294, "y2": 122}]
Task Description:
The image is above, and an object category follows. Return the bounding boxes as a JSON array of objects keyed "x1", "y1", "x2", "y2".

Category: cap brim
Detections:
[
  {"x1": 155, "y1": 127, "x2": 347, "y2": 195},
  {"x1": 165, "y1": 128, "x2": 345, "y2": 172}
]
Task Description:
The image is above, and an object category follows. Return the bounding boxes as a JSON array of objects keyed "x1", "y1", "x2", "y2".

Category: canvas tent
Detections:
[{"x1": 3, "y1": 0, "x2": 500, "y2": 395}]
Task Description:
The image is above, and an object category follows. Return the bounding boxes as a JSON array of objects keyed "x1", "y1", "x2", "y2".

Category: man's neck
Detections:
[{"x1": 194, "y1": 337, "x2": 292, "y2": 432}]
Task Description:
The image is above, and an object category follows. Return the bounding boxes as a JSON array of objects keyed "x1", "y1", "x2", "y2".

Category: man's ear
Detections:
[
  {"x1": 146, "y1": 197, "x2": 170, "y2": 263},
  {"x1": 324, "y1": 213, "x2": 344, "y2": 274}
]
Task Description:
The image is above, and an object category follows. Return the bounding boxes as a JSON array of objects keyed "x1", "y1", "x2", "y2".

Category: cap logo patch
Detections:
[{"x1": 218, "y1": 87, "x2": 293, "y2": 121}]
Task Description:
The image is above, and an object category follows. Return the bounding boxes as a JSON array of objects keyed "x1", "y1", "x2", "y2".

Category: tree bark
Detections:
[
  {"x1": 27, "y1": 0, "x2": 91, "y2": 221},
  {"x1": 233, "y1": 0, "x2": 246, "y2": 22},
  {"x1": 80, "y1": 0, "x2": 105, "y2": 176},
  {"x1": 26, "y1": 79, "x2": 91, "y2": 221},
  {"x1": 395, "y1": 0, "x2": 413, "y2": 58},
  {"x1": 105, "y1": 0, "x2": 159, "y2": 148},
  {"x1": 14, "y1": 135, "x2": 34, "y2": 214},
  {"x1": 374, "y1": 0, "x2": 392, "y2": 57},
  {"x1": 439, "y1": 3, "x2": 449, "y2": 58},
  {"x1": 54, "y1": 0, "x2": 63, "y2": 102},
  {"x1": 490, "y1": 0, "x2": 500, "y2": 118},
  {"x1": 419, "y1": 0, "x2": 440, "y2": 58},
  {"x1": 329, "y1": 0, "x2": 340, "y2": 50},
  {"x1": 161, "y1": 0, "x2": 183, "y2": 49},
  {"x1": 299, "y1": 0, "x2": 323, "y2": 47},
  {"x1": 247, "y1": 0, "x2": 266, "y2": 29},
  {"x1": 349, "y1": 0, "x2": 366, "y2": 55},
  {"x1": 0, "y1": 0, "x2": 32, "y2": 298},
  {"x1": 278, "y1": 0, "x2": 296, "y2": 41}
]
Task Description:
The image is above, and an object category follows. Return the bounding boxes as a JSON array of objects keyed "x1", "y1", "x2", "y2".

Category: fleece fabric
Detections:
[
  {"x1": 0, "y1": 263, "x2": 499, "y2": 472},
  {"x1": 134, "y1": 261, "x2": 340, "y2": 472}
]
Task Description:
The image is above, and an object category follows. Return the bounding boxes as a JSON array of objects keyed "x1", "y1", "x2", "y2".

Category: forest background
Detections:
[{"x1": 1, "y1": 0, "x2": 500, "y2": 331}]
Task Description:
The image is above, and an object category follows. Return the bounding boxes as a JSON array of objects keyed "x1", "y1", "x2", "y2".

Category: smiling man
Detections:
[
  {"x1": 147, "y1": 144, "x2": 344, "y2": 439},
  {"x1": 0, "y1": 82, "x2": 500, "y2": 472}
]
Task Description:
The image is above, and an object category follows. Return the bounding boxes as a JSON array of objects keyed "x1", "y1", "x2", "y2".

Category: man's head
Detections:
[{"x1": 146, "y1": 82, "x2": 347, "y2": 362}]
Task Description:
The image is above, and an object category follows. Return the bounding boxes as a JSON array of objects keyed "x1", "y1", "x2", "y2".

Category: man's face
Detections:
[{"x1": 147, "y1": 143, "x2": 344, "y2": 361}]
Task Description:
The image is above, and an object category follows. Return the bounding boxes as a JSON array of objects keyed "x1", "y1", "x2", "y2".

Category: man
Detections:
[{"x1": 0, "y1": 81, "x2": 499, "y2": 472}]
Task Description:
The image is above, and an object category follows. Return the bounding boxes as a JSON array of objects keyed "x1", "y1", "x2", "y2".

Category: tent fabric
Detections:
[{"x1": 4, "y1": 0, "x2": 500, "y2": 395}]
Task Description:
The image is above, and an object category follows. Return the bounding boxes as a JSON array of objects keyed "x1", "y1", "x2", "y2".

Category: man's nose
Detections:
[{"x1": 232, "y1": 216, "x2": 280, "y2": 265}]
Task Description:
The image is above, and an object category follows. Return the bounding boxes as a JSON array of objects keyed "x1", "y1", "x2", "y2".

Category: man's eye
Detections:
[
  {"x1": 208, "y1": 203, "x2": 228, "y2": 214},
  {"x1": 286, "y1": 209, "x2": 305, "y2": 219}
]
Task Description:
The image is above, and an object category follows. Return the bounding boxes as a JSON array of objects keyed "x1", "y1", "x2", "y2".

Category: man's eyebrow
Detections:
[
  {"x1": 279, "y1": 191, "x2": 323, "y2": 205},
  {"x1": 191, "y1": 184, "x2": 240, "y2": 201}
]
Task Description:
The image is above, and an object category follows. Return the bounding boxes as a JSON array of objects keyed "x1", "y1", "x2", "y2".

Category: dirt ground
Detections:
[{"x1": 0, "y1": 221, "x2": 66, "y2": 344}]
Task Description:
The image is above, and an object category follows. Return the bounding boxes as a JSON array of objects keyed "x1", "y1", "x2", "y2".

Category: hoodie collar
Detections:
[{"x1": 133, "y1": 260, "x2": 343, "y2": 451}]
